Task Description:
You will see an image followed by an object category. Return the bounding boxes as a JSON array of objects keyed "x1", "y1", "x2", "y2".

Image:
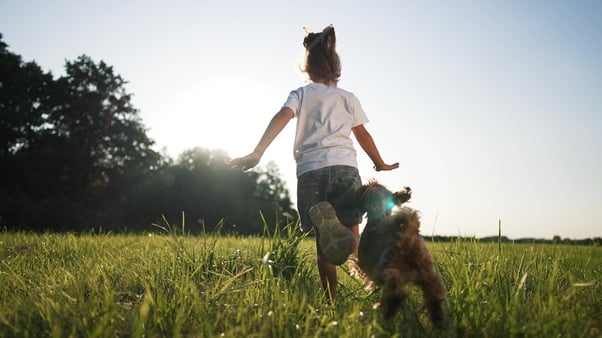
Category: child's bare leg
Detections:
[
  {"x1": 316, "y1": 224, "x2": 358, "y2": 303},
  {"x1": 347, "y1": 224, "x2": 359, "y2": 255},
  {"x1": 317, "y1": 248, "x2": 338, "y2": 302}
]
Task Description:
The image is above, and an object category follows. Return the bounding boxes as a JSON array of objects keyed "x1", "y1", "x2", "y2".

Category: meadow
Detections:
[{"x1": 0, "y1": 221, "x2": 600, "y2": 338}]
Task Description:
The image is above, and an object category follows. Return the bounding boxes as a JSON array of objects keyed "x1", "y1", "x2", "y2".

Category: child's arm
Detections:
[
  {"x1": 229, "y1": 107, "x2": 294, "y2": 171},
  {"x1": 352, "y1": 124, "x2": 399, "y2": 171}
]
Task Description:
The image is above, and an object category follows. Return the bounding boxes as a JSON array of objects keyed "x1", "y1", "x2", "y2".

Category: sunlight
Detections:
[{"x1": 156, "y1": 77, "x2": 280, "y2": 159}]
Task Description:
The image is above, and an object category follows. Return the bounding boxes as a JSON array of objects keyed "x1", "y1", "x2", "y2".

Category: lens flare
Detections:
[{"x1": 386, "y1": 197, "x2": 395, "y2": 211}]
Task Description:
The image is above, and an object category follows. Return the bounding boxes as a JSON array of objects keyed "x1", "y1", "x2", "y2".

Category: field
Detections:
[{"x1": 1, "y1": 223, "x2": 600, "y2": 338}]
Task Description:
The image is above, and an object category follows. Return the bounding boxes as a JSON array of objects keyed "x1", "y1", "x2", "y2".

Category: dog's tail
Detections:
[{"x1": 393, "y1": 186, "x2": 412, "y2": 205}]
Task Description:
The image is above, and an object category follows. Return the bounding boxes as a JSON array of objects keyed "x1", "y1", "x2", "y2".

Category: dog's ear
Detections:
[{"x1": 393, "y1": 186, "x2": 412, "y2": 205}]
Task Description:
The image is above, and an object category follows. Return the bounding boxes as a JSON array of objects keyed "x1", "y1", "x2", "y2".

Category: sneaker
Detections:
[{"x1": 309, "y1": 201, "x2": 354, "y2": 265}]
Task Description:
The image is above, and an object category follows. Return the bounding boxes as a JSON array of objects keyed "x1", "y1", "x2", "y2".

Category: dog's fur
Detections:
[{"x1": 351, "y1": 180, "x2": 447, "y2": 328}]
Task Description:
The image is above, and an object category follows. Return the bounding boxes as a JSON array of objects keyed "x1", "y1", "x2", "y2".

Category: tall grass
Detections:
[
  {"x1": 437, "y1": 238, "x2": 601, "y2": 336},
  {"x1": 0, "y1": 222, "x2": 600, "y2": 337}
]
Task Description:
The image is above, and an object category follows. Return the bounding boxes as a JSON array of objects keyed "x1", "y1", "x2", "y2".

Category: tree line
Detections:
[
  {"x1": 0, "y1": 33, "x2": 296, "y2": 234},
  {"x1": 430, "y1": 235, "x2": 601, "y2": 246}
]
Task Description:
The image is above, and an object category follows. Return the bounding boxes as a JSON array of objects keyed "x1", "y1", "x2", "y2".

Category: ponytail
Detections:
[{"x1": 302, "y1": 25, "x2": 341, "y2": 83}]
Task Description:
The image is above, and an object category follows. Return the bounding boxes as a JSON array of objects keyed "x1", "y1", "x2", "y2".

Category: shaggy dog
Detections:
[{"x1": 351, "y1": 180, "x2": 447, "y2": 328}]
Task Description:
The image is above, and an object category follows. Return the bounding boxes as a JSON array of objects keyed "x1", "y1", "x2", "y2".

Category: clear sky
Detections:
[{"x1": 2, "y1": 1, "x2": 601, "y2": 239}]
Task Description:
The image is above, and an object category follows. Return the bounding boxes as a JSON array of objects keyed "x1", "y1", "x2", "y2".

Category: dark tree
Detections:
[
  {"x1": 0, "y1": 43, "x2": 162, "y2": 230},
  {"x1": 47, "y1": 56, "x2": 162, "y2": 228},
  {"x1": 49, "y1": 56, "x2": 161, "y2": 196},
  {"x1": 0, "y1": 34, "x2": 55, "y2": 228},
  {"x1": 251, "y1": 161, "x2": 296, "y2": 224}
]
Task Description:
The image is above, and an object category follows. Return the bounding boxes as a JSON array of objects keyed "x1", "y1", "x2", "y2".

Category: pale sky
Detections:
[{"x1": 2, "y1": 1, "x2": 601, "y2": 239}]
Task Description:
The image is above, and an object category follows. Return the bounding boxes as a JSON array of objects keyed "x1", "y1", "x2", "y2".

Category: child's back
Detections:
[{"x1": 229, "y1": 25, "x2": 399, "y2": 303}]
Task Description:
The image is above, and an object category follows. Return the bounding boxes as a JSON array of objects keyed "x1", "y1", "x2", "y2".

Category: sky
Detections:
[{"x1": 1, "y1": 0, "x2": 601, "y2": 239}]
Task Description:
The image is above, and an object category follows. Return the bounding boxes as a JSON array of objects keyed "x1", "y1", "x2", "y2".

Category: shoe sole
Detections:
[{"x1": 309, "y1": 201, "x2": 353, "y2": 265}]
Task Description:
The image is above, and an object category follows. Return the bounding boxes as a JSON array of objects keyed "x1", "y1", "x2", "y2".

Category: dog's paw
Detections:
[
  {"x1": 426, "y1": 300, "x2": 447, "y2": 330},
  {"x1": 393, "y1": 186, "x2": 412, "y2": 205},
  {"x1": 380, "y1": 297, "x2": 403, "y2": 319}
]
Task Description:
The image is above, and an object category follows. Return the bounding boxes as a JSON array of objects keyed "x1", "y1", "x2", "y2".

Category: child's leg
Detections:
[
  {"x1": 316, "y1": 223, "x2": 359, "y2": 303},
  {"x1": 316, "y1": 234, "x2": 338, "y2": 302},
  {"x1": 347, "y1": 224, "x2": 359, "y2": 255}
]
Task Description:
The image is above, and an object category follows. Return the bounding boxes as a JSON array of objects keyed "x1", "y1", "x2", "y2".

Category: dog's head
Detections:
[{"x1": 356, "y1": 180, "x2": 412, "y2": 221}]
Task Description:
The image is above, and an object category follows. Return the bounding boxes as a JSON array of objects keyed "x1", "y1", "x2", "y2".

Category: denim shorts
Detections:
[{"x1": 297, "y1": 165, "x2": 363, "y2": 232}]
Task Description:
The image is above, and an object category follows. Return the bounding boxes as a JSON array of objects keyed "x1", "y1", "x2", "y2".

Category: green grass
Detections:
[{"x1": 0, "y1": 223, "x2": 600, "y2": 338}]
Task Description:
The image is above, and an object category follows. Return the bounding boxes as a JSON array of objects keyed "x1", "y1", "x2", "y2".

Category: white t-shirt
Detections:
[{"x1": 283, "y1": 83, "x2": 369, "y2": 177}]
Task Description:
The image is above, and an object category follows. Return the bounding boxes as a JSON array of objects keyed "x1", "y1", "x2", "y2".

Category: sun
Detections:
[{"x1": 156, "y1": 77, "x2": 283, "y2": 160}]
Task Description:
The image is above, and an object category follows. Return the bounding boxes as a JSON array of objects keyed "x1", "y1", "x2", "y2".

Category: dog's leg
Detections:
[
  {"x1": 380, "y1": 268, "x2": 407, "y2": 319},
  {"x1": 418, "y1": 267, "x2": 447, "y2": 329}
]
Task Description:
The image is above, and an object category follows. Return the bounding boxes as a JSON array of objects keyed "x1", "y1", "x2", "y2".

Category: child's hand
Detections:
[
  {"x1": 229, "y1": 152, "x2": 261, "y2": 171},
  {"x1": 373, "y1": 162, "x2": 399, "y2": 172}
]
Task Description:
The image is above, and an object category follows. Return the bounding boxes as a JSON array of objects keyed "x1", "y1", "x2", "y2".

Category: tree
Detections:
[
  {"x1": 0, "y1": 34, "x2": 55, "y2": 228},
  {"x1": 252, "y1": 161, "x2": 296, "y2": 224},
  {"x1": 0, "y1": 34, "x2": 53, "y2": 159},
  {"x1": 49, "y1": 56, "x2": 160, "y2": 195},
  {"x1": 0, "y1": 44, "x2": 163, "y2": 230},
  {"x1": 166, "y1": 149, "x2": 296, "y2": 235},
  {"x1": 121, "y1": 147, "x2": 297, "y2": 235},
  {"x1": 47, "y1": 55, "x2": 163, "y2": 229},
  {"x1": 0, "y1": 34, "x2": 51, "y2": 173}
]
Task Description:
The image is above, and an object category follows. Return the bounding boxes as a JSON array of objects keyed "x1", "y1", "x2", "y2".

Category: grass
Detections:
[{"x1": 0, "y1": 221, "x2": 600, "y2": 338}]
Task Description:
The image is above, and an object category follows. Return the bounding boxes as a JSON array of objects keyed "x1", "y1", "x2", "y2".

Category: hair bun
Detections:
[
  {"x1": 303, "y1": 32, "x2": 320, "y2": 49},
  {"x1": 303, "y1": 25, "x2": 335, "y2": 51}
]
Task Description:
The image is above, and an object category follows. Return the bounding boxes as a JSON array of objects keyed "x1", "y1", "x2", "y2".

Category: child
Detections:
[{"x1": 229, "y1": 25, "x2": 398, "y2": 302}]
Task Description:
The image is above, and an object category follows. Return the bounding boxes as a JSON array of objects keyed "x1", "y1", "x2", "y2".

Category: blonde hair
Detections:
[{"x1": 301, "y1": 25, "x2": 341, "y2": 83}]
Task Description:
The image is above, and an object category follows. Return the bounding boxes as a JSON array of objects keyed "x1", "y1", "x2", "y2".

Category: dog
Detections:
[{"x1": 351, "y1": 180, "x2": 447, "y2": 328}]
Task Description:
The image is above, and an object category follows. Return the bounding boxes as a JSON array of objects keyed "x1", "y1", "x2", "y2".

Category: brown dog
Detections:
[{"x1": 351, "y1": 180, "x2": 447, "y2": 328}]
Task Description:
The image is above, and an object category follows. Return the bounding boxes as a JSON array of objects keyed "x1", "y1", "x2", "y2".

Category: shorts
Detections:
[{"x1": 297, "y1": 165, "x2": 363, "y2": 232}]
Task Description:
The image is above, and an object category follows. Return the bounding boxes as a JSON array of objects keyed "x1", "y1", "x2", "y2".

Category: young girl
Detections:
[{"x1": 229, "y1": 25, "x2": 398, "y2": 302}]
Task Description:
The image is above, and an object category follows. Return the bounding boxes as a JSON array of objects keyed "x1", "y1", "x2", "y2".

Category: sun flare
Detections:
[{"x1": 156, "y1": 78, "x2": 283, "y2": 160}]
